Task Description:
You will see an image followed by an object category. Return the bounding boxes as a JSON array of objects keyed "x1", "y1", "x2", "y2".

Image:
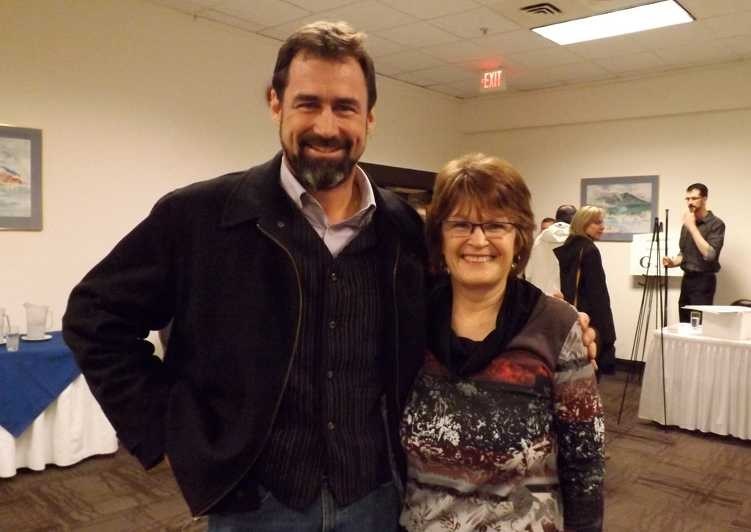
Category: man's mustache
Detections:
[{"x1": 300, "y1": 134, "x2": 351, "y2": 151}]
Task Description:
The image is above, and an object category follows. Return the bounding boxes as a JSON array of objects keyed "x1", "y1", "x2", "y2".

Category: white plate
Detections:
[
  {"x1": 0, "y1": 338, "x2": 5, "y2": 345},
  {"x1": 21, "y1": 334, "x2": 53, "y2": 342}
]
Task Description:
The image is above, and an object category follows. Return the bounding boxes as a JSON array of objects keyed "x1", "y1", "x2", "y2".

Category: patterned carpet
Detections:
[{"x1": 1, "y1": 370, "x2": 750, "y2": 531}]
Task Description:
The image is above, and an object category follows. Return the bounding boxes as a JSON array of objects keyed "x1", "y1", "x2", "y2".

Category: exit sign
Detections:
[{"x1": 481, "y1": 69, "x2": 506, "y2": 91}]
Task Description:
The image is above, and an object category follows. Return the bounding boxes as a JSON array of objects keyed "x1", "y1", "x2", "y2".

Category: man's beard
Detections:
[{"x1": 286, "y1": 132, "x2": 357, "y2": 192}]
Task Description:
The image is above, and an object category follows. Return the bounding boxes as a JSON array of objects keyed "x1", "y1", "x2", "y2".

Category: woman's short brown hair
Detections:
[
  {"x1": 425, "y1": 153, "x2": 535, "y2": 276},
  {"x1": 570, "y1": 205, "x2": 604, "y2": 237}
]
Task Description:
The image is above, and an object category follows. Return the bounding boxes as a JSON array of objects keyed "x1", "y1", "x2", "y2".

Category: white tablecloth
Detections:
[
  {"x1": 0, "y1": 375, "x2": 118, "y2": 477},
  {"x1": 638, "y1": 327, "x2": 751, "y2": 439}
]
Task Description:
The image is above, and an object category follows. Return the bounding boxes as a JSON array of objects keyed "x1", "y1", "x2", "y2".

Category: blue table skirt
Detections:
[{"x1": 0, "y1": 332, "x2": 81, "y2": 437}]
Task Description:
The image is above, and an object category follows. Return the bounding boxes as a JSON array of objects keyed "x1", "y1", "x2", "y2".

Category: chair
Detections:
[{"x1": 730, "y1": 299, "x2": 751, "y2": 307}]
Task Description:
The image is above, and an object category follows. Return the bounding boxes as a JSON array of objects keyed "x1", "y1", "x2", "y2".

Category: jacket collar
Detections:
[
  {"x1": 219, "y1": 151, "x2": 420, "y2": 239},
  {"x1": 220, "y1": 152, "x2": 287, "y2": 228}
]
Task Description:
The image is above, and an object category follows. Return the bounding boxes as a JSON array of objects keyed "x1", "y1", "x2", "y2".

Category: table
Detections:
[
  {"x1": 638, "y1": 326, "x2": 751, "y2": 440},
  {"x1": 1, "y1": 332, "x2": 117, "y2": 477}
]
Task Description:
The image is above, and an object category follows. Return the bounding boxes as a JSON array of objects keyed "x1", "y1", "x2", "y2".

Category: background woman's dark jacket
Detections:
[{"x1": 555, "y1": 235, "x2": 616, "y2": 373}]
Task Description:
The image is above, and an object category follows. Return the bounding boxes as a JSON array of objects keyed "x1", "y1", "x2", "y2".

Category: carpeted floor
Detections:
[{"x1": 2, "y1": 370, "x2": 750, "y2": 531}]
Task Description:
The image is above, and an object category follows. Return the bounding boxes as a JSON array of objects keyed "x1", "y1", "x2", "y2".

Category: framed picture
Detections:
[
  {"x1": 0, "y1": 126, "x2": 43, "y2": 231},
  {"x1": 580, "y1": 175, "x2": 658, "y2": 242}
]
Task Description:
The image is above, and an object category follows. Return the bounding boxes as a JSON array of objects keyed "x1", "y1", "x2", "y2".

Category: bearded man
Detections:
[
  {"x1": 662, "y1": 182, "x2": 725, "y2": 322},
  {"x1": 63, "y1": 21, "x2": 426, "y2": 531}
]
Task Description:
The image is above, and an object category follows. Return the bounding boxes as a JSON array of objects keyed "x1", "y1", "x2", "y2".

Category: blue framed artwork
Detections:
[{"x1": 580, "y1": 175, "x2": 658, "y2": 242}]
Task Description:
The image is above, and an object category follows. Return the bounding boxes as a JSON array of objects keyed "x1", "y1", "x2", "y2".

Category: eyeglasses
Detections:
[{"x1": 443, "y1": 219, "x2": 518, "y2": 237}]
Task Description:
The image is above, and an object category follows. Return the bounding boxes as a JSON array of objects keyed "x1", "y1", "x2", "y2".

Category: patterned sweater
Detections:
[{"x1": 400, "y1": 294, "x2": 604, "y2": 532}]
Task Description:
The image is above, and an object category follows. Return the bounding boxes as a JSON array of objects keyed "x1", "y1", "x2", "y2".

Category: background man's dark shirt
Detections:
[{"x1": 679, "y1": 211, "x2": 725, "y2": 273}]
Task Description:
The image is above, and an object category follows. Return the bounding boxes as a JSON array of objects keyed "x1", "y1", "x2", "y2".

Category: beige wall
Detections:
[
  {"x1": 3, "y1": 0, "x2": 748, "y2": 359},
  {"x1": 0, "y1": 0, "x2": 461, "y2": 335},
  {"x1": 461, "y1": 61, "x2": 751, "y2": 359}
]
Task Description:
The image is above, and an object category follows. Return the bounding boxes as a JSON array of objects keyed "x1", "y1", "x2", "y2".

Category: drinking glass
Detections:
[{"x1": 6, "y1": 326, "x2": 20, "y2": 352}]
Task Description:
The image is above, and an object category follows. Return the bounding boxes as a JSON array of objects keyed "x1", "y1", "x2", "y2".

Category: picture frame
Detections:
[
  {"x1": 580, "y1": 175, "x2": 658, "y2": 242},
  {"x1": 0, "y1": 125, "x2": 43, "y2": 231}
]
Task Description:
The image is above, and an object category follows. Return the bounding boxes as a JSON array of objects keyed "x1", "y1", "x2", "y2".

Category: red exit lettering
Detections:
[{"x1": 481, "y1": 70, "x2": 504, "y2": 90}]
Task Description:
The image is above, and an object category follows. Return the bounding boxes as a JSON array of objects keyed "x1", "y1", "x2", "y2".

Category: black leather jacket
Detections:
[{"x1": 62, "y1": 153, "x2": 427, "y2": 515}]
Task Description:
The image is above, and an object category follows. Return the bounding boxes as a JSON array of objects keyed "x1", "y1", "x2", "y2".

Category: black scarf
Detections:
[{"x1": 427, "y1": 275, "x2": 543, "y2": 378}]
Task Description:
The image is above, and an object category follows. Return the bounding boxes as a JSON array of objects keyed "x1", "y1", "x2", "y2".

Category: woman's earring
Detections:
[{"x1": 441, "y1": 256, "x2": 450, "y2": 274}]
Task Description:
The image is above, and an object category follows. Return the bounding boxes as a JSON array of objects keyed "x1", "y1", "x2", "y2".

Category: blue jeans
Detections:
[{"x1": 207, "y1": 481, "x2": 400, "y2": 532}]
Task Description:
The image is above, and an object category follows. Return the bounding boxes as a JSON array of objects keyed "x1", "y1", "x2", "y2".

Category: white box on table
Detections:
[{"x1": 684, "y1": 305, "x2": 751, "y2": 340}]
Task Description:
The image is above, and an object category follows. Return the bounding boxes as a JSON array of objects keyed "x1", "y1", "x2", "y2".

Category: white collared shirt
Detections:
[{"x1": 279, "y1": 157, "x2": 377, "y2": 257}]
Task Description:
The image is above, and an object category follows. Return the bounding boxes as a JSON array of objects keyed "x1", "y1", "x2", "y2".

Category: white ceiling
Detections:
[{"x1": 148, "y1": 0, "x2": 751, "y2": 98}]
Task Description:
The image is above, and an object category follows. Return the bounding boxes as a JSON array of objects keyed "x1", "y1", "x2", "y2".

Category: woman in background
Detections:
[
  {"x1": 400, "y1": 153, "x2": 604, "y2": 532},
  {"x1": 554, "y1": 206, "x2": 617, "y2": 376}
]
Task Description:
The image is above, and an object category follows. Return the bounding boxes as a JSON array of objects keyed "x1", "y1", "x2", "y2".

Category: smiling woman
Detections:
[{"x1": 400, "y1": 154, "x2": 605, "y2": 532}]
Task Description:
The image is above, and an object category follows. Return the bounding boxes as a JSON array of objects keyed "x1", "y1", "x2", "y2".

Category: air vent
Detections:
[{"x1": 520, "y1": 3, "x2": 562, "y2": 15}]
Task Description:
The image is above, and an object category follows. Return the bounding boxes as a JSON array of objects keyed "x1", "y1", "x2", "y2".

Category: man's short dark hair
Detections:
[
  {"x1": 272, "y1": 21, "x2": 377, "y2": 111},
  {"x1": 555, "y1": 204, "x2": 577, "y2": 224},
  {"x1": 687, "y1": 183, "x2": 708, "y2": 197}
]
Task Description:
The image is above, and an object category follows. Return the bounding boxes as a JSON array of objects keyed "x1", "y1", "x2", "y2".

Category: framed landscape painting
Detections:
[
  {"x1": 0, "y1": 126, "x2": 42, "y2": 230},
  {"x1": 580, "y1": 175, "x2": 658, "y2": 241}
]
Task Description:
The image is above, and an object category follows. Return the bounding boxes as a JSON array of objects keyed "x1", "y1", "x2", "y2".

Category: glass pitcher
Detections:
[
  {"x1": 0, "y1": 307, "x2": 10, "y2": 339},
  {"x1": 24, "y1": 303, "x2": 53, "y2": 340}
]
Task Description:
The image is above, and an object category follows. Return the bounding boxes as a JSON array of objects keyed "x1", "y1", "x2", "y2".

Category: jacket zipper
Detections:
[
  {"x1": 379, "y1": 242, "x2": 404, "y2": 499},
  {"x1": 391, "y1": 241, "x2": 401, "y2": 412},
  {"x1": 194, "y1": 223, "x2": 303, "y2": 517}
]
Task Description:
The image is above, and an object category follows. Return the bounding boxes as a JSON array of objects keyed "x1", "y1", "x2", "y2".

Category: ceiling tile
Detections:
[
  {"x1": 430, "y1": 79, "x2": 481, "y2": 98},
  {"x1": 379, "y1": 0, "x2": 482, "y2": 20},
  {"x1": 471, "y1": 29, "x2": 553, "y2": 55},
  {"x1": 212, "y1": 0, "x2": 309, "y2": 27},
  {"x1": 719, "y1": 35, "x2": 751, "y2": 57},
  {"x1": 392, "y1": 71, "x2": 434, "y2": 87},
  {"x1": 505, "y1": 69, "x2": 563, "y2": 91},
  {"x1": 148, "y1": 0, "x2": 223, "y2": 13},
  {"x1": 702, "y1": 10, "x2": 751, "y2": 39},
  {"x1": 201, "y1": 9, "x2": 264, "y2": 32},
  {"x1": 594, "y1": 51, "x2": 666, "y2": 74},
  {"x1": 430, "y1": 7, "x2": 519, "y2": 39},
  {"x1": 318, "y1": 1, "x2": 418, "y2": 32},
  {"x1": 375, "y1": 21, "x2": 460, "y2": 47},
  {"x1": 629, "y1": 20, "x2": 714, "y2": 50},
  {"x1": 678, "y1": 0, "x2": 751, "y2": 19},
  {"x1": 396, "y1": 64, "x2": 476, "y2": 85},
  {"x1": 565, "y1": 35, "x2": 645, "y2": 60},
  {"x1": 257, "y1": 15, "x2": 323, "y2": 40},
  {"x1": 654, "y1": 40, "x2": 739, "y2": 67},
  {"x1": 285, "y1": 0, "x2": 355, "y2": 10},
  {"x1": 363, "y1": 34, "x2": 406, "y2": 57},
  {"x1": 422, "y1": 40, "x2": 487, "y2": 63},
  {"x1": 464, "y1": 55, "x2": 522, "y2": 72},
  {"x1": 545, "y1": 61, "x2": 613, "y2": 83},
  {"x1": 375, "y1": 49, "x2": 444, "y2": 75},
  {"x1": 507, "y1": 46, "x2": 582, "y2": 69}
]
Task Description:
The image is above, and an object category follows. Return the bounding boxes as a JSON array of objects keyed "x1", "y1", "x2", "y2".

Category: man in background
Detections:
[
  {"x1": 525, "y1": 204, "x2": 577, "y2": 296},
  {"x1": 539, "y1": 216, "x2": 555, "y2": 232},
  {"x1": 663, "y1": 183, "x2": 725, "y2": 322}
]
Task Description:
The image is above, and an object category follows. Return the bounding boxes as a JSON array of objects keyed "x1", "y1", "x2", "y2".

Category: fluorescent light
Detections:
[{"x1": 532, "y1": 0, "x2": 693, "y2": 45}]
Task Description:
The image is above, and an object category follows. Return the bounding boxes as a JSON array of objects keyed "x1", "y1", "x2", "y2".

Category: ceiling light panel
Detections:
[{"x1": 532, "y1": 0, "x2": 694, "y2": 46}]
